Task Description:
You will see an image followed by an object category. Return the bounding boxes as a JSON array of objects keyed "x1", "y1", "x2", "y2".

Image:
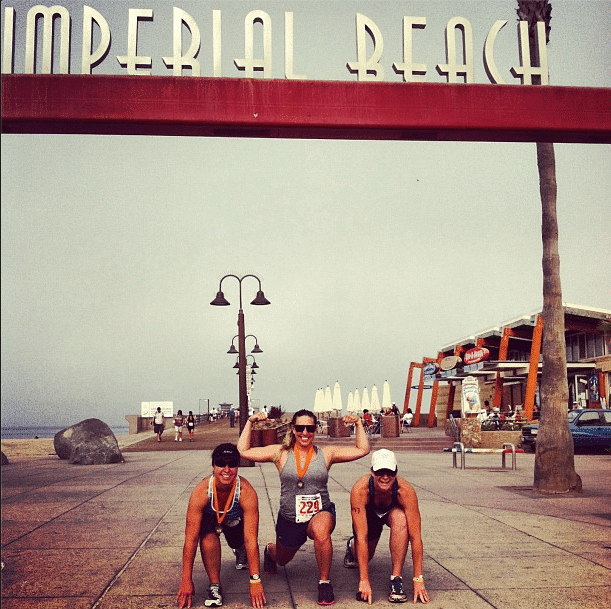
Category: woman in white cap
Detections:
[
  {"x1": 344, "y1": 449, "x2": 429, "y2": 604},
  {"x1": 238, "y1": 408, "x2": 369, "y2": 606}
]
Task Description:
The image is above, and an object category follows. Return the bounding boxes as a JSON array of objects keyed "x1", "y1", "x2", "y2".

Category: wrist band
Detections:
[
  {"x1": 413, "y1": 576, "x2": 424, "y2": 583},
  {"x1": 250, "y1": 579, "x2": 262, "y2": 585}
]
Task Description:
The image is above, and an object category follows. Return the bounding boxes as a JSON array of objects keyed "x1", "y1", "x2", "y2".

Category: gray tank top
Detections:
[{"x1": 279, "y1": 446, "x2": 331, "y2": 521}]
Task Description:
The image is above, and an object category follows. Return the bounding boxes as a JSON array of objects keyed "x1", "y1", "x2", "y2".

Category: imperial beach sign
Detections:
[{"x1": 3, "y1": 1, "x2": 549, "y2": 84}]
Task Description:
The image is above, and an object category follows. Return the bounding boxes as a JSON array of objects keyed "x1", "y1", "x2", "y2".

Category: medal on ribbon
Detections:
[
  {"x1": 212, "y1": 477, "x2": 237, "y2": 536},
  {"x1": 295, "y1": 445, "x2": 314, "y2": 490}
]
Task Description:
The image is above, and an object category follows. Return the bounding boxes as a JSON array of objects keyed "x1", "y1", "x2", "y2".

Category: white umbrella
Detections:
[
  {"x1": 382, "y1": 380, "x2": 392, "y2": 412},
  {"x1": 361, "y1": 387, "x2": 371, "y2": 412},
  {"x1": 370, "y1": 384, "x2": 381, "y2": 413},
  {"x1": 313, "y1": 388, "x2": 325, "y2": 414},
  {"x1": 346, "y1": 391, "x2": 355, "y2": 414},
  {"x1": 332, "y1": 381, "x2": 343, "y2": 415},
  {"x1": 353, "y1": 389, "x2": 361, "y2": 414},
  {"x1": 323, "y1": 385, "x2": 334, "y2": 415}
]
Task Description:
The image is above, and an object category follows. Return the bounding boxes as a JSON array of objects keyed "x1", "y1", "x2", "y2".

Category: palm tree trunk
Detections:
[
  {"x1": 533, "y1": 141, "x2": 581, "y2": 493},
  {"x1": 517, "y1": 1, "x2": 581, "y2": 493}
]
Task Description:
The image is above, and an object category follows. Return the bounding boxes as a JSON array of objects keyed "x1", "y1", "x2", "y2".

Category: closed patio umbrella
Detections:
[
  {"x1": 332, "y1": 381, "x2": 343, "y2": 415},
  {"x1": 353, "y1": 389, "x2": 361, "y2": 414},
  {"x1": 361, "y1": 387, "x2": 371, "y2": 413},
  {"x1": 370, "y1": 384, "x2": 381, "y2": 414},
  {"x1": 382, "y1": 380, "x2": 392, "y2": 412},
  {"x1": 346, "y1": 391, "x2": 355, "y2": 414}
]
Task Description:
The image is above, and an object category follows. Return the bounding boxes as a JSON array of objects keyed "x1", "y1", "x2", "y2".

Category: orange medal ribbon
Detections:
[
  {"x1": 295, "y1": 445, "x2": 314, "y2": 489},
  {"x1": 212, "y1": 477, "x2": 237, "y2": 534}
]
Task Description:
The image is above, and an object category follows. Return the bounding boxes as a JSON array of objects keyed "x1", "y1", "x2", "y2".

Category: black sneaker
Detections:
[
  {"x1": 343, "y1": 537, "x2": 357, "y2": 569},
  {"x1": 263, "y1": 543, "x2": 276, "y2": 574},
  {"x1": 204, "y1": 584, "x2": 223, "y2": 607},
  {"x1": 388, "y1": 576, "x2": 408, "y2": 603},
  {"x1": 317, "y1": 582, "x2": 335, "y2": 606},
  {"x1": 234, "y1": 545, "x2": 247, "y2": 570}
]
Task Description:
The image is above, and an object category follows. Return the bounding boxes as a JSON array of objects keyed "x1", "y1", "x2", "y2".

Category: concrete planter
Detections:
[
  {"x1": 381, "y1": 415, "x2": 400, "y2": 438},
  {"x1": 328, "y1": 417, "x2": 351, "y2": 438}
]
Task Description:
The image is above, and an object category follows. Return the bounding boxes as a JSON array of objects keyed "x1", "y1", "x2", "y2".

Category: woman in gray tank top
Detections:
[{"x1": 238, "y1": 408, "x2": 369, "y2": 606}]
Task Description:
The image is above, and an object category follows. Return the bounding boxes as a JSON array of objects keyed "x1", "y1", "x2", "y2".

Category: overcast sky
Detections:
[{"x1": 2, "y1": 1, "x2": 610, "y2": 427}]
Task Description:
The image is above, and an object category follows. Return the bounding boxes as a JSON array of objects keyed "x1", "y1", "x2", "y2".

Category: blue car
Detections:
[{"x1": 521, "y1": 409, "x2": 611, "y2": 452}]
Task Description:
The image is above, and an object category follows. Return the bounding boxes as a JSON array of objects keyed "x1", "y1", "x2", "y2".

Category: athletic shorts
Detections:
[
  {"x1": 199, "y1": 512, "x2": 244, "y2": 549},
  {"x1": 356, "y1": 505, "x2": 396, "y2": 542},
  {"x1": 154, "y1": 424, "x2": 164, "y2": 434},
  {"x1": 276, "y1": 503, "x2": 336, "y2": 549}
]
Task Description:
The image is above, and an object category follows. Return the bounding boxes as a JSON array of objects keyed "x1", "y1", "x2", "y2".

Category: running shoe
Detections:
[
  {"x1": 263, "y1": 543, "x2": 276, "y2": 574},
  {"x1": 343, "y1": 536, "x2": 357, "y2": 569},
  {"x1": 317, "y1": 582, "x2": 335, "y2": 605},
  {"x1": 204, "y1": 584, "x2": 223, "y2": 607},
  {"x1": 234, "y1": 545, "x2": 248, "y2": 570},
  {"x1": 388, "y1": 576, "x2": 408, "y2": 603}
]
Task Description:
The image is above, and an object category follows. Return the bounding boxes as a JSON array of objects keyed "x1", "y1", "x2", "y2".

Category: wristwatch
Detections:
[{"x1": 250, "y1": 574, "x2": 261, "y2": 583}]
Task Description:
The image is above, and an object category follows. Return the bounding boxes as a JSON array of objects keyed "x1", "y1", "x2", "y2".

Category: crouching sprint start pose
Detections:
[
  {"x1": 344, "y1": 449, "x2": 429, "y2": 605},
  {"x1": 177, "y1": 443, "x2": 266, "y2": 609}
]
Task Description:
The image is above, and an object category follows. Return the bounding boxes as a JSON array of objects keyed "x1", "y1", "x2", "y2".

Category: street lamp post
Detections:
[{"x1": 211, "y1": 274, "x2": 270, "y2": 434}]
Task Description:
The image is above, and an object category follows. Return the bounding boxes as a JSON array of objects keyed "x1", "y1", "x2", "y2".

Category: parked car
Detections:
[{"x1": 520, "y1": 409, "x2": 611, "y2": 452}]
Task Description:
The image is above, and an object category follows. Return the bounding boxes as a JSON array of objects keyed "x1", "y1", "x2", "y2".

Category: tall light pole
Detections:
[{"x1": 211, "y1": 274, "x2": 270, "y2": 434}]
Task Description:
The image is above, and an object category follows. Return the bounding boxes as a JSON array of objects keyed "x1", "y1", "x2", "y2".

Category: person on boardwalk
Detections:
[
  {"x1": 237, "y1": 409, "x2": 369, "y2": 606},
  {"x1": 343, "y1": 449, "x2": 429, "y2": 605},
  {"x1": 174, "y1": 410, "x2": 186, "y2": 442},
  {"x1": 187, "y1": 411, "x2": 196, "y2": 441},
  {"x1": 176, "y1": 443, "x2": 266, "y2": 609},
  {"x1": 152, "y1": 407, "x2": 165, "y2": 442}
]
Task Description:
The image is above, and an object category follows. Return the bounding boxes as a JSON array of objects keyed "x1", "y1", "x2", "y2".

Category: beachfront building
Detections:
[{"x1": 404, "y1": 304, "x2": 611, "y2": 427}]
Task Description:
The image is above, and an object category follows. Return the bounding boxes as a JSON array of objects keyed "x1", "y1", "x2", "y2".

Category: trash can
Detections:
[
  {"x1": 381, "y1": 415, "x2": 400, "y2": 438},
  {"x1": 328, "y1": 417, "x2": 351, "y2": 438}
]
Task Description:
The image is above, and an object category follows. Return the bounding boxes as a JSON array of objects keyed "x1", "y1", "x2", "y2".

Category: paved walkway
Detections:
[{"x1": 1, "y1": 434, "x2": 610, "y2": 609}]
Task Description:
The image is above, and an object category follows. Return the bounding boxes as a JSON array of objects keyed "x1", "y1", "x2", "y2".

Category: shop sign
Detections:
[
  {"x1": 464, "y1": 347, "x2": 490, "y2": 365},
  {"x1": 422, "y1": 362, "x2": 439, "y2": 376},
  {"x1": 440, "y1": 355, "x2": 462, "y2": 371}
]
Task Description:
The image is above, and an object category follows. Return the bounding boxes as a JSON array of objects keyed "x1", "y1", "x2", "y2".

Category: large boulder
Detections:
[
  {"x1": 1, "y1": 451, "x2": 9, "y2": 466},
  {"x1": 54, "y1": 418, "x2": 124, "y2": 465}
]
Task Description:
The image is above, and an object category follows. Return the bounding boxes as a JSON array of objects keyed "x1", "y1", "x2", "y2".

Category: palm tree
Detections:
[{"x1": 517, "y1": 1, "x2": 581, "y2": 493}]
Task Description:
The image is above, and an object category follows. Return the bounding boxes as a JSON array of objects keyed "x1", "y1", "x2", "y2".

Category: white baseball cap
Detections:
[{"x1": 371, "y1": 449, "x2": 397, "y2": 473}]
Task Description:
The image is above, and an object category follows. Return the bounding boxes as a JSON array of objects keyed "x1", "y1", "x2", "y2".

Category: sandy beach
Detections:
[{"x1": 1, "y1": 431, "x2": 155, "y2": 460}]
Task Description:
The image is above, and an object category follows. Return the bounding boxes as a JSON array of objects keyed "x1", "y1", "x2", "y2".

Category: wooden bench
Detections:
[{"x1": 452, "y1": 442, "x2": 520, "y2": 470}]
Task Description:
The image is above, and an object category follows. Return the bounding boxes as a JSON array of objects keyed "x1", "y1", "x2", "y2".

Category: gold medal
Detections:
[{"x1": 297, "y1": 480, "x2": 304, "y2": 489}]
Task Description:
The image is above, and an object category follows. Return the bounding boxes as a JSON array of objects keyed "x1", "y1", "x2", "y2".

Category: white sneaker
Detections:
[{"x1": 204, "y1": 584, "x2": 223, "y2": 607}]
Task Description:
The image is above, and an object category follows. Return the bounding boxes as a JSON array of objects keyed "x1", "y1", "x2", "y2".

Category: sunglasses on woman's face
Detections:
[
  {"x1": 214, "y1": 458, "x2": 239, "y2": 469},
  {"x1": 294, "y1": 424, "x2": 316, "y2": 433},
  {"x1": 373, "y1": 468, "x2": 397, "y2": 478}
]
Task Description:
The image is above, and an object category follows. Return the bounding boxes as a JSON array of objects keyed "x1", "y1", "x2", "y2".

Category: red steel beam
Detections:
[{"x1": 2, "y1": 74, "x2": 610, "y2": 143}]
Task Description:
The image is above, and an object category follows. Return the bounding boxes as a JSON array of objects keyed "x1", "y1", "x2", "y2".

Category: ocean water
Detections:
[{"x1": 1, "y1": 425, "x2": 130, "y2": 440}]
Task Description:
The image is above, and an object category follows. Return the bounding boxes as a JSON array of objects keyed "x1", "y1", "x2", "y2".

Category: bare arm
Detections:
[
  {"x1": 237, "y1": 417, "x2": 283, "y2": 463},
  {"x1": 324, "y1": 416, "x2": 369, "y2": 466},
  {"x1": 398, "y1": 482, "x2": 429, "y2": 604},
  {"x1": 177, "y1": 481, "x2": 207, "y2": 608},
  {"x1": 239, "y1": 480, "x2": 267, "y2": 609},
  {"x1": 350, "y1": 478, "x2": 373, "y2": 605}
]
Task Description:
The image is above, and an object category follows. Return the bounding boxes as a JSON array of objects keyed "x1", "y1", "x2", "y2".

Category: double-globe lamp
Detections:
[{"x1": 210, "y1": 274, "x2": 270, "y2": 434}]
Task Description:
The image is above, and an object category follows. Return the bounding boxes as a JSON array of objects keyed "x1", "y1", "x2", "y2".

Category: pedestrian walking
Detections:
[
  {"x1": 152, "y1": 407, "x2": 165, "y2": 442},
  {"x1": 187, "y1": 411, "x2": 196, "y2": 442},
  {"x1": 174, "y1": 410, "x2": 185, "y2": 442}
]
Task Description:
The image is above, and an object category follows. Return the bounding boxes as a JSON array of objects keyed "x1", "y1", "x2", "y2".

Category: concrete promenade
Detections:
[{"x1": 1, "y1": 427, "x2": 610, "y2": 609}]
